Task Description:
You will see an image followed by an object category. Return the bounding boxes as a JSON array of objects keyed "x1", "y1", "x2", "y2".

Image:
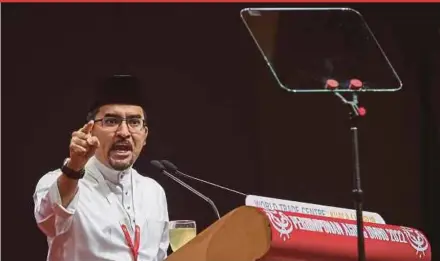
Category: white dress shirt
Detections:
[{"x1": 33, "y1": 156, "x2": 169, "y2": 261}]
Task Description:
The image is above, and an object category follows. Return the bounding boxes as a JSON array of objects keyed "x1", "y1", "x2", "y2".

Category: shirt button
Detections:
[
  {"x1": 127, "y1": 206, "x2": 131, "y2": 210},
  {"x1": 125, "y1": 192, "x2": 128, "y2": 195}
]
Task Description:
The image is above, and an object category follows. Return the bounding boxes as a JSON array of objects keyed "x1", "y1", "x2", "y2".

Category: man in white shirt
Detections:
[{"x1": 33, "y1": 75, "x2": 169, "y2": 261}]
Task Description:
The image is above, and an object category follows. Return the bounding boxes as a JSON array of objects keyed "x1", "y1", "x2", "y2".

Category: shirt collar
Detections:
[{"x1": 89, "y1": 156, "x2": 132, "y2": 185}]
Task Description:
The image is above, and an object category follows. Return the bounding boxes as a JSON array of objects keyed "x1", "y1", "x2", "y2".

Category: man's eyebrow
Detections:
[
  {"x1": 102, "y1": 113, "x2": 143, "y2": 118},
  {"x1": 127, "y1": 114, "x2": 142, "y2": 118},
  {"x1": 103, "y1": 113, "x2": 120, "y2": 118}
]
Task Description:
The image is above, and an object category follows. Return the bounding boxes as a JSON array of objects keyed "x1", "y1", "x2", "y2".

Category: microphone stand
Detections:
[
  {"x1": 160, "y1": 160, "x2": 248, "y2": 197},
  {"x1": 151, "y1": 160, "x2": 221, "y2": 220},
  {"x1": 334, "y1": 91, "x2": 366, "y2": 261},
  {"x1": 163, "y1": 169, "x2": 221, "y2": 220}
]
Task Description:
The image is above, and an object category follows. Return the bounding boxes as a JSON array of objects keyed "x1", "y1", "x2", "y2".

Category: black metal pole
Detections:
[
  {"x1": 348, "y1": 92, "x2": 366, "y2": 261},
  {"x1": 350, "y1": 120, "x2": 366, "y2": 261},
  {"x1": 334, "y1": 91, "x2": 366, "y2": 261}
]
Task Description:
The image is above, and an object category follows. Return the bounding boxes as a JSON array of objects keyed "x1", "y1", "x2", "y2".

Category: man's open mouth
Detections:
[{"x1": 110, "y1": 142, "x2": 133, "y2": 157}]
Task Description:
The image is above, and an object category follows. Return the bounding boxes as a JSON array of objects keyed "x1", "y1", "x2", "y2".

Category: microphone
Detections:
[
  {"x1": 160, "y1": 160, "x2": 247, "y2": 197},
  {"x1": 150, "y1": 160, "x2": 221, "y2": 220}
]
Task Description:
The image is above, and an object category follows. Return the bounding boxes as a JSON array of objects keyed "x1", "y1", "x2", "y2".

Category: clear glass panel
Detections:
[{"x1": 240, "y1": 7, "x2": 402, "y2": 93}]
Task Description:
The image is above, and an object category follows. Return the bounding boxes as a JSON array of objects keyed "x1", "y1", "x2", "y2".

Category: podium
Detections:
[{"x1": 165, "y1": 196, "x2": 432, "y2": 261}]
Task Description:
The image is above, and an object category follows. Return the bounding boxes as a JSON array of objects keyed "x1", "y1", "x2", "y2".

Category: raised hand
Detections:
[{"x1": 68, "y1": 120, "x2": 100, "y2": 171}]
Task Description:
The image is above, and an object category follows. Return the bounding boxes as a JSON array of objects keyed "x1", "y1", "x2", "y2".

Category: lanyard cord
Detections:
[{"x1": 121, "y1": 224, "x2": 141, "y2": 261}]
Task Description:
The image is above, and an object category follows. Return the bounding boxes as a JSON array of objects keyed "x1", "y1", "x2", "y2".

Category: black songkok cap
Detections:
[{"x1": 87, "y1": 74, "x2": 150, "y2": 119}]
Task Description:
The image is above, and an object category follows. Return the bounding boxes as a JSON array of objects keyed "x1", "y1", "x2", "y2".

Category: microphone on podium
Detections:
[
  {"x1": 150, "y1": 160, "x2": 221, "y2": 220},
  {"x1": 160, "y1": 160, "x2": 247, "y2": 197}
]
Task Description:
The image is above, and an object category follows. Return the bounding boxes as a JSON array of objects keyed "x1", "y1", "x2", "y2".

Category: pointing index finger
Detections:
[{"x1": 80, "y1": 120, "x2": 94, "y2": 134}]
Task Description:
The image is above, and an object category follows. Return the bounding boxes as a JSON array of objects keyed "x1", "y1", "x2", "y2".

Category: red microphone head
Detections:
[
  {"x1": 325, "y1": 79, "x2": 339, "y2": 90},
  {"x1": 349, "y1": 79, "x2": 363, "y2": 90},
  {"x1": 358, "y1": 107, "x2": 367, "y2": 116}
]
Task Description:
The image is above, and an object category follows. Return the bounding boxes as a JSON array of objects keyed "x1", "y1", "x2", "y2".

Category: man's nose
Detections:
[{"x1": 116, "y1": 121, "x2": 131, "y2": 138}]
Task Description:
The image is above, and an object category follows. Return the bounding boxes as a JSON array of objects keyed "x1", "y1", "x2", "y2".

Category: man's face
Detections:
[{"x1": 92, "y1": 104, "x2": 148, "y2": 171}]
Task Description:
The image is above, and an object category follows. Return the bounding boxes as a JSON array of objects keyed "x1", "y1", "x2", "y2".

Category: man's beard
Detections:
[{"x1": 107, "y1": 140, "x2": 135, "y2": 170}]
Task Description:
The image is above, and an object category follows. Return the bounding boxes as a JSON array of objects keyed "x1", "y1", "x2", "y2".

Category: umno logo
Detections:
[
  {"x1": 400, "y1": 226, "x2": 430, "y2": 259},
  {"x1": 264, "y1": 209, "x2": 294, "y2": 241}
]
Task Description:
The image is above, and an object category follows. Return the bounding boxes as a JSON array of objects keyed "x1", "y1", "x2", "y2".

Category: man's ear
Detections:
[{"x1": 143, "y1": 127, "x2": 149, "y2": 146}]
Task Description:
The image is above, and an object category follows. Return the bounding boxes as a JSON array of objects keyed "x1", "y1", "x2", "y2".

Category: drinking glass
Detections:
[{"x1": 169, "y1": 220, "x2": 197, "y2": 252}]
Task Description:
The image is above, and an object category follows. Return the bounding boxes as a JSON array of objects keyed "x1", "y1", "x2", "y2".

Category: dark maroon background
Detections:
[{"x1": 2, "y1": 3, "x2": 438, "y2": 261}]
